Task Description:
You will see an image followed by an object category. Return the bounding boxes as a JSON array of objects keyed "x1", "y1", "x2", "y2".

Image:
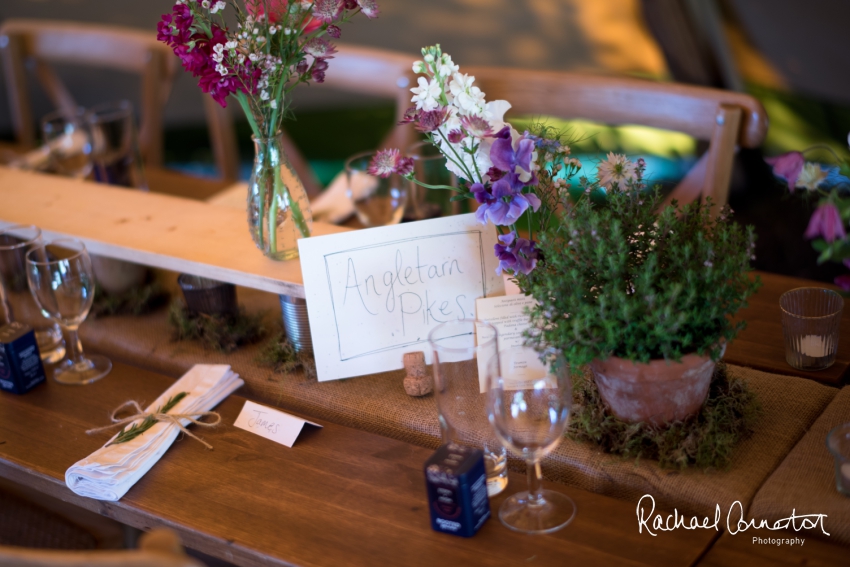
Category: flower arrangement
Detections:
[
  {"x1": 764, "y1": 136, "x2": 850, "y2": 288},
  {"x1": 157, "y1": 0, "x2": 379, "y2": 259},
  {"x1": 372, "y1": 44, "x2": 760, "y2": 367}
]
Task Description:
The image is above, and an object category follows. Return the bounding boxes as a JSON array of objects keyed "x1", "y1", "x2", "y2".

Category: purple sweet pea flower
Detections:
[
  {"x1": 494, "y1": 232, "x2": 540, "y2": 275},
  {"x1": 765, "y1": 151, "x2": 805, "y2": 191},
  {"x1": 473, "y1": 178, "x2": 541, "y2": 226},
  {"x1": 490, "y1": 127, "x2": 537, "y2": 182},
  {"x1": 805, "y1": 203, "x2": 846, "y2": 243}
]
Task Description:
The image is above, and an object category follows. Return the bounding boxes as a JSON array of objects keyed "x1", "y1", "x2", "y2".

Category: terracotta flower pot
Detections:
[{"x1": 589, "y1": 351, "x2": 720, "y2": 426}]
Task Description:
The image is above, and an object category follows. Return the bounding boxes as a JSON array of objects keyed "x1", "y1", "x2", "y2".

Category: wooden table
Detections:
[
  {"x1": 726, "y1": 271, "x2": 850, "y2": 386},
  {"x1": 0, "y1": 361, "x2": 714, "y2": 567}
]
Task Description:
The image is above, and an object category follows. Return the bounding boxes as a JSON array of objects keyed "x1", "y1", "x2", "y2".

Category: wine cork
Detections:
[{"x1": 403, "y1": 351, "x2": 432, "y2": 396}]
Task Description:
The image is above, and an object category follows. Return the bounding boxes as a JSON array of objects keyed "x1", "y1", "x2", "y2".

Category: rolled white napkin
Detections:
[{"x1": 66, "y1": 364, "x2": 243, "y2": 501}]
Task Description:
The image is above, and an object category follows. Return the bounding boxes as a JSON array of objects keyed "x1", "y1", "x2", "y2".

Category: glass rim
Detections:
[
  {"x1": 428, "y1": 318, "x2": 498, "y2": 354},
  {"x1": 86, "y1": 100, "x2": 133, "y2": 124},
  {"x1": 404, "y1": 140, "x2": 443, "y2": 160},
  {"x1": 779, "y1": 287, "x2": 844, "y2": 320},
  {"x1": 41, "y1": 106, "x2": 87, "y2": 126},
  {"x1": 826, "y1": 423, "x2": 850, "y2": 459},
  {"x1": 25, "y1": 238, "x2": 88, "y2": 266},
  {"x1": 0, "y1": 224, "x2": 41, "y2": 251},
  {"x1": 344, "y1": 149, "x2": 383, "y2": 174}
]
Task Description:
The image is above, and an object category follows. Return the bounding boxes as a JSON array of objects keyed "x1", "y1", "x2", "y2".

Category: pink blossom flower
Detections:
[
  {"x1": 368, "y1": 149, "x2": 413, "y2": 177},
  {"x1": 415, "y1": 108, "x2": 448, "y2": 133},
  {"x1": 805, "y1": 203, "x2": 846, "y2": 243},
  {"x1": 460, "y1": 115, "x2": 492, "y2": 138},
  {"x1": 398, "y1": 107, "x2": 419, "y2": 125},
  {"x1": 303, "y1": 38, "x2": 337, "y2": 59},
  {"x1": 447, "y1": 129, "x2": 465, "y2": 144},
  {"x1": 356, "y1": 0, "x2": 380, "y2": 18},
  {"x1": 765, "y1": 151, "x2": 805, "y2": 192},
  {"x1": 313, "y1": 0, "x2": 345, "y2": 23},
  {"x1": 326, "y1": 24, "x2": 342, "y2": 38}
]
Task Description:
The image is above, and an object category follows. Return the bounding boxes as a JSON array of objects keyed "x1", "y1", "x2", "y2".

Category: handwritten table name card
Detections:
[
  {"x1": 233, "y1": 401, "x2": 322, "y2": 448},
  {"x1": 299, "y1": 214, "x2": 504, "y2": 381}
]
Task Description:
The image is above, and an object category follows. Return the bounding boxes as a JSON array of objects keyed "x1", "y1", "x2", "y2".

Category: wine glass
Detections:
[
  {"x1": 26, "y1": 239, "x2": 112, "y2": 385},
  {"x1": 41, "y1": 108, "x2": 93, "y2": 179},
  {"x1": 429, "y1": 319, "x2": 508, "y2": 496},
  {"x1": 486, "y1": 345, "x2": 576, "y2": 534},
  {"x1": 344, "y1": 151, "x2": 408, "y2": 227}
]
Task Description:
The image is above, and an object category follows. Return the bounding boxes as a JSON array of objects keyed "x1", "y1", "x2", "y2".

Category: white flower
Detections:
[
  {"x1": 215, "y1": 63, "x2": 228, "y2": 76},
  {"x1": 410, "y1": 77, "x2": 442, "y2": 111},
  {"x1": 211, "y1": 1, "x2": 226, "y2": 13},
  {"x1": 237, "y1": 54, "x2": 246, "y2": 64},
  {"x1": 202, "y1": 0, "x2": 210, "y2": 8},
  {"x1": 270, "y1": 100, "x2": 278, "y2": 109},
  {"x1": 412, "y1": 61, "x2": 426, "y2": 74},
  {"x1": 260, "y1": 90, "x2": 270, "y2": 100},
  {"x1": 597, "y1": 153, "x2": 637, "y2": 191},
  {"x1": 225, "y1": 40, "x2": 238, "y2": 50},
  {"x1": 438, "y1": 55, "x2": 459, "y2": 78},
  {"x1": 249, "y1": 53, "x2": 259, "y2": 62},
  {"x1": 796, "y1": 162, "x2": 830, "y2": 191}
]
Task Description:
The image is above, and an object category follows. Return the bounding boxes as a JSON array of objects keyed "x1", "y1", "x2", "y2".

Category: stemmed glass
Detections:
[
  {"x1": 26, "y1": 239, "x2": 112, "y2": 385},
  {"x1": 486, "y1": 345, "x2": 576, "y2": 534}
]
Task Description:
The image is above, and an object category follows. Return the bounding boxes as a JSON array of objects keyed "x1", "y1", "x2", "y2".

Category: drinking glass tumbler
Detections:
[
  {"x1": 0, "y1": 225, "x2": 65, "y2": 363},
  {"x1": 403, "y1": 141, "x2": 453, "y2": 220},
  {"x1": 344, "y1": 151, "x2": 408, "y2": 227},
  {"x1": 780, "y1": 287, "x2": 844, "y2": 371},
  {"x1": 41, "y1": 108, "x2": 94, "y2": 179},
  {"x1": 26, "y1": 239, "x2": 112, "y2": 385},
  {"x1": 429, "y1": 319, "x2": 508, "y2": 496},
  {"x1": 486, "y1": 346, "x2": 576, "y2": 534},
  {"x1": 827, "y1": 423, "x2": 850, "y2": 497},
  {"x1": 86, "y1": 100, "x2": 148, "y2": 190}
]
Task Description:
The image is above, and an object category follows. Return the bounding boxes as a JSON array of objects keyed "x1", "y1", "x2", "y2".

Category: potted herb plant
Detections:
[{"x1": 517, "y1": 177, "x2": 761, "y2": 425}]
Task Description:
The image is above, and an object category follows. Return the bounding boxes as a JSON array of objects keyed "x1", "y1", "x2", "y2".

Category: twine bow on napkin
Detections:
[
  {"x1": 87, "y1": 397, "x2": 222, "y2": 450},
  {"x1": 66, "y1": 364, "x2": 243, "y2": 502}
]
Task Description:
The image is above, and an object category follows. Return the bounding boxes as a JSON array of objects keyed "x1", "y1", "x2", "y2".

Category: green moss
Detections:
[
  {"x1": 256, "y1": 331, "x2": 317, "y2": 380},
  {"x1": 91, "y1": 282, "x2": 170, "y2": 318},
  {"x1": 569, "y1": 363, "x2": 761, "y2": 470},
  {"x1": 167, "y1": 300, "x2": 265, "y2": 353}
]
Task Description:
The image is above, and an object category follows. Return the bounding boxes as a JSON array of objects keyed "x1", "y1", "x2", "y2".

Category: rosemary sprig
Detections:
[{"x1": 107, "y1": 392, "x2": 189, "y2": 446}]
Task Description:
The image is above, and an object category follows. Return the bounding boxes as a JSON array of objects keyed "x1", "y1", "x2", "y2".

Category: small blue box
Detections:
[
  {"x1": 0, "y1": 322, "x2": 46, "y2": 394},
  {"x1": 424, "y1": 443, "x2": 491, "y2": 537}
]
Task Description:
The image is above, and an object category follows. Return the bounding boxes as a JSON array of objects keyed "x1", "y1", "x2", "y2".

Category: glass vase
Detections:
[{"x1": 248, "y1": 134, "x2": 313, "y2": 260}]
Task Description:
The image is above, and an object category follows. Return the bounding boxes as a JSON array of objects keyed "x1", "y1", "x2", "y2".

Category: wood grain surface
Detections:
[
  {"x1": 697, "y1": 532, "x2": 849, "y2": 567},
  {"x1": 0, "y1": 167, "x2": 350, "y2": 298},
  {"x1": 727, "y1": 272, "x2": 850, "y2": 386},
  {"x1": 0, "y1": 361, "x2": 715, "y2": 567}
]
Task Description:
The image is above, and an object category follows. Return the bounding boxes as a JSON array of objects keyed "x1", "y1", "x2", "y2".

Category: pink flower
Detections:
[
  {"x1": 303, "y1": 38, "x2": 337, "y2": 59},
  {"x1": 356, "y1": 0, "x2": 380, "y2": 18},
  {"x1": 313, "y1": 0, "x2": 345, "y2": 23},
  {"x1": 368, "y1": 149, "x2": 411, "y2": 177},
  {"x1": 415, "y1": 108, "x2": 448, "y2": 133},
  {"x1": 460, "y1": 115, "x2": 492, "y2": 138},
  {"x1": 447, "y1": 129, "x2": 465, "y2": 144},
  {"x1": 765, "y1": 151, "x2": 805, "y2": 192},
  {"x1": 805, "y1": 203, "x2": 846, "y2": 243}
]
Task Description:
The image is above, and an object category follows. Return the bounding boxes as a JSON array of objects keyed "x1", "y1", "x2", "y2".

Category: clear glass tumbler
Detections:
[
  {"x1": 41, "y1": 107, "x2": 93, "y2": 179},
  {"x1": 86, "y1": 100, "x2": 148, "y2": 190},
  {"x1": 827, "y1": 423, "x2": 850, "y2": 497},
  {"x1": 0, "y1": 225, "x2": 65, "y2": 363},
  {"x1": 780, "y1": 287, "x2": 844, "y2": 371},
  {"x1": 429, "y1": 319, "x2": 508, "y2": 496},
  {"x1": 404, "y1": 141, "x2": 454, "y2": 220},
  {"x1": 345, "y1": 151, "x2": 408, "y2": 227}
]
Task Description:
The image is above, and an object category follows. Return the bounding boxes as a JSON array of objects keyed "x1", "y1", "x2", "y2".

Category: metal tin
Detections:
[
  {"x1": 177, "y1": 274, "x2": 237, "y2": 317},
  {"x1": 279, "y1": 294, "x2": 312, "y2": 352}
]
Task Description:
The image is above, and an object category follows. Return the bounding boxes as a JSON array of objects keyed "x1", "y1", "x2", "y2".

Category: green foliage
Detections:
[
  {"x1": 91, "y1": 282, "x2": 170, "y2": 318},
  {"x1": 569, "y1": 363, "x2": 760, "y2": 470},
  {"x1": 518, "y1": 187, "x2": 761, "y2": 365},
  {"x1": 256, "y1": 331, "x2": 316, "y2": 379},
  {"x1": 168, "y1": 300, "x2": 265, "y2": 353},
  {"x1": 107, "y1": 392, "x2": 188, "y2": 446}
]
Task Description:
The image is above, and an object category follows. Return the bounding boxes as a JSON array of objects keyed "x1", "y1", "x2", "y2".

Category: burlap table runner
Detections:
[
  {"x1": 749, "y1": 386, "x2": 850, "y2": 545},
  {"x1": 80, "y1": 287, "x2": 838, "y2": 518}
]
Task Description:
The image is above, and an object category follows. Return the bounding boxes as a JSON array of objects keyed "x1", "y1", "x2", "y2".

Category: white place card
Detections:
[
  {"x1": 298, "y1": 213, "x2": 505, "y2": 381},
  {"x1": 233, "y1": 401, "x2": 322, "y2": 448},
  {"x1": 476, "y1": 294, "x2": 550, "y2": 392}
]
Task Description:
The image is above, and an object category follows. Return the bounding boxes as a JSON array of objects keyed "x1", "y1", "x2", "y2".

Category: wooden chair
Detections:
[
  {"x1": 0, "y1": 19, "x2": 177, "y2": 169},
  {"x1": 0, "y1": 528, "x2": 205, "y2": 567},
  {"x1": 466, "y1": 66, "x2": 769, "y2": 208},
  {"x1": 204, "y1": 42, "x2": 419, "y2": 198}
]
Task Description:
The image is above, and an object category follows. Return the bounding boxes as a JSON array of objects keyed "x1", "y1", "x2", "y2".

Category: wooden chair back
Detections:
[
  {"x1": 0, "y1": 528, "x2": 205, "y2": 567},
  {"x1": 465, "y1": 66, "x2": 769, "y2": 207},
  {"x1": 205, "y1": 42, "x2": 418, "y2": 195},
  {"x1": 0, "y1": 19, "x2": 178, "y2": 169}
]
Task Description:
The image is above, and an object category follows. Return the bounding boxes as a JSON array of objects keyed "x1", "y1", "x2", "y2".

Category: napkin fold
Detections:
[{"x1": 65, "y1": 364, "x2": 243, "y2": 501}]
